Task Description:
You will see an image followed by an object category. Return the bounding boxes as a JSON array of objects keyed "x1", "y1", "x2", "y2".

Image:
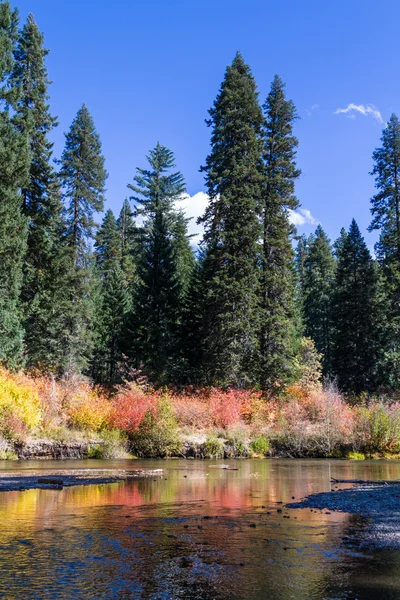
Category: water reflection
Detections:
[{"x1": 0, "y1": 459, "x2": 399, "y2": 599}]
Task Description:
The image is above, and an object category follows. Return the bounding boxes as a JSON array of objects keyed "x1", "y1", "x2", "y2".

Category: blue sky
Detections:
[{"x1": 11, "y1": 0, "x2": 397, "y2": 248}]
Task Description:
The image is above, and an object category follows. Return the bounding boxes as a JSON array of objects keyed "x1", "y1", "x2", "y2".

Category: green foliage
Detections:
[
  {"x1": 251, "y1": 436, "x2": 270, "y2": 456},
  {"x1": 57, "y1": 105, "x2": 107, "y2": 375},
  {"x1": 203, "y1": 434, "x2": 224, "y2": 459},
  {"x1": 332, "y1": 219, "x2": 381, "y2": 393},
  {"x1": 302, "y1": 226, "x2": 336, "y2": 377},
  {"x1": 259, "y1": 75, "x2": 301, "y2": 390},
  {"x1": 369, "y1": 114, "x2": 400, "y2": 388},
  {"x1": 92, "y1": 210, "x2": 130, "y2": 384},
  {"x1": 224, "y1": 428, "x2": 250, "y2": 457},
  {"x1": 347, "y1": 451, "x2": 365, "y2": 460},
  {"x1": 128, "y1": 143, "x2": 192, "y2": 384},
  {"x1": 12, "y1": 14, "x2": 68, "y2": 371},
  {"x1": 129, "y1": 396, "x2": 181, "y2": 457},
  {"x1": 0, "y1": 2, "x2": 29, "y2": 368},
  {"x1": 199, "y1": 52, "x2": 264, "y2": 387}
]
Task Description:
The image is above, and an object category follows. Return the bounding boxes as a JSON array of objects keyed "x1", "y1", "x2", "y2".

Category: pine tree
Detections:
[
  {"x1": 199, "y1": 52, "x2": 264, "y2": 387},
  {"x1": 58, "y1": 104, "x2": 107, "y2": 375},
  {"x1": 0, "y1": 2, "x2": 29, "y2": 367},
  {"x1": 179, "y1": 248, "x2": 206, "y2": 384},
  {"x1": 259, "y1": 75, "x2": 301, "y2": 390},
  {"x1": 117, "y1": 198, "x2": 137, "y2": 286},
  {"x1": 369, "y1": 114, "x2": 400, "y2": 387},
  {"x1": 332, "y1": 219, "x2": 380, "y2": 394},
  {"x1": 128, "y1": 143, "x2": 188, "y2": 384},
  {"x1": 93, "y1": 210, "x2": 129, "y2": 384},
  {"x1": 11, "y1": 13, "x2": 67, "y2": 370},
  {"x1": 302, "y1": 226, "x2": 336, "y2": 377}
]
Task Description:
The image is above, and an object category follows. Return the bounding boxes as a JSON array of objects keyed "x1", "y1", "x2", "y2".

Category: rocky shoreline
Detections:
[
  {"x1": 0, "y1": 468, "x2": 164, "y2": 493},
  {"x1": 287, "y1": 482, "x2": 400, "y2": 549}
]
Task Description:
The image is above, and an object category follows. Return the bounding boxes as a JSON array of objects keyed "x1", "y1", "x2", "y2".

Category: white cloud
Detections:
[
  {"x1": 334, "y1": 103, "x2": 384, "y2": 124},
  {"x1": 175, "y1": 192, "x2": 319, "y2": 244},
  {"x1": 174, "y1": 191, "x2": 209, "y2": 245},
  {"x1": 289, "y1": 208, "x2": 319, "y2": 227}
]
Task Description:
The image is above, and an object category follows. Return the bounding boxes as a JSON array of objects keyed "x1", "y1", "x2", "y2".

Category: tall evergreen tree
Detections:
[
  {"x1": 117, "y1": 198, "x2": 136, "y2": 286},
  {"x1": 369, "y1": 114, "x2": 400, "y2": 387},
  {"x1": 58, "y1": 104, "x2": 107, "y2": 375},
  {"x1": 302, "y1": 226, "x2": 336, "y2": 377},
  {"x1": 199, "y1": 52, "x2": 264, "y2": 387},
  {"x1": 93, "y1": 210, "x2": 129, "y2": 384},
  {"x1": 332, "y1": 219, "x2": 380, "y2": 394},
  {"x1": 259, "y1": 75, "x2": 301, "y2": 390},
  {"x1": 128, "y1": 143, "x2": 189, "y2": 384},
  {"x1": 11, "y1": 13, "x2": 67, "y2": 369},
  {"x1": 0, "y1": 2, "x2": 29, "y2": 367}
]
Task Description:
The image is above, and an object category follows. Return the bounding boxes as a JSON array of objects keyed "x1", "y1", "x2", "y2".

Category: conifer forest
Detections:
[{"x1": 1, "y1": 1, "x2": 400, "y2": 460}]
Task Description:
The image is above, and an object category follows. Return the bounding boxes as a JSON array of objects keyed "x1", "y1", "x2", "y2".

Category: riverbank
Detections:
[
  {"x1": 3, "y1": 368, "x2": 400, "y2": 461},
  {"x1": 3, "y1": 434, "x2": 400, "y2": 461},
  {"x1": 287, "y1": 480, "x2": 400, "y2": 549}
]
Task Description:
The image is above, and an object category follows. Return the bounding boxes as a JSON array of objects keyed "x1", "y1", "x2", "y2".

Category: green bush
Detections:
[
  {"x1": 225, "y1": 429, "x2": 250, "y2": 457},
  {"x1": 347, "y1": 451, "x2": 365, "y2": 460},
  {"x1": 87, "y1": 445, "x2": 103, "y2": 459},
  {"x1": 251, "y1": 436, "x2": 270, "y2": 456},
  {"x1": 203, "y1": 434, "x2": 224, "y2": 458},
  {"x1": 129, "y1": 396, "x2": 181, "y2": 457}
]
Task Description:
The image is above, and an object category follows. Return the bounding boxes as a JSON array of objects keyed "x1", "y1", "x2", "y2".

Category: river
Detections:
[{"x1": 0, "y1": 458, "x2": 399, "y2": 599}]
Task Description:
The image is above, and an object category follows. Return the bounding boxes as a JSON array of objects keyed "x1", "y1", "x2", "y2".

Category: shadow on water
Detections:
[{"x1": 0, "y1": 459, "x2": 400, "y2": 599}]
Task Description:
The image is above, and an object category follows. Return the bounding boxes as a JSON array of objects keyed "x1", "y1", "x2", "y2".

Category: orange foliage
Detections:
[{"x1": 109, "y1": 383, "x2": 158, "y2": 433}]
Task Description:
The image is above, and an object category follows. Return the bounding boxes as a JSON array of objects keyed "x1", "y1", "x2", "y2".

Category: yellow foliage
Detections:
[
  {"x1": 0, "y1": 369, "x2": 41, "y2": 436},
  {"x1": 66, "y1": 385, "x2": 111, "y2": 432}
]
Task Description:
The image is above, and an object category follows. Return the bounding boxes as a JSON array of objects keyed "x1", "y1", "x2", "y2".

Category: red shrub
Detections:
[
  {"x1": 208, "y1": 389, "x2": 256, "y2": 429},
  {"x1": 109, "y1": 383, "x2": 158, "y2": 433}
]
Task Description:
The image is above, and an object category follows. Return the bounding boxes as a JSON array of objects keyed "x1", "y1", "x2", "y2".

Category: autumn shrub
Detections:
[
  {"x1": 208, "y1": 388, "x2": 259, "y2": 428},
  {"x1": 30, "y1": 373, "x2": 63, "y2": 429},
  {"x1": 66, "y1": 385, "x2": 111, "y2": 432},
  {"x1": 292, "y1": 336, "x2": 323, "y2": 392},
  {"x1": 129, "y1": 395, "x2": 181, "y2": 457},
  {"x1": 271, "y1": 385, "x2": 354, "y2": 457},
  {"x1": 109, "y1": 383, "x2": 158, "y2": 433},
  {"x1": 173, "y1": 393, "x2": 213, "y2": 430},
  {"x1": 352, "y1": 401, "x2": 400, "y2": 454},
  {"x1": 0, "y1": 369, "x2": 41, "y2": 439}
]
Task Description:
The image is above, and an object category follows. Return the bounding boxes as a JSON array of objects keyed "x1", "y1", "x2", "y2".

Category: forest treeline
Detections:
[{"x1": 0, "y1": 2, "x2": 399, "y2": 396}]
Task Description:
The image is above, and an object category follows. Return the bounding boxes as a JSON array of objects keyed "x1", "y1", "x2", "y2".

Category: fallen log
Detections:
[
  {"x1": 37, "y1": 477, "x2": 64, "y2": 486},
  {"x1": 208, "y1": 465, "x2": 239, "y2": 471}
]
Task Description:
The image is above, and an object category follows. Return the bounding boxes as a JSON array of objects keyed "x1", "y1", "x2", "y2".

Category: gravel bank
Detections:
[
  {"x1": 287, "y1": 482, "x2": 400, "y2": 549},
  {"x1": 0, "y1": 468, "x2": 164, "y2": 492}
]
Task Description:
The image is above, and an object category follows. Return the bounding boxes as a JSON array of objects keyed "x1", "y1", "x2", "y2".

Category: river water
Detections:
[{"x1": 0, "y1": 458, "x2": 399, "y2": 599}]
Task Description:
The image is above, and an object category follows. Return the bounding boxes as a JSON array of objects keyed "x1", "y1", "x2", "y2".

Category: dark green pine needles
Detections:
[
  {"x1": 332, "y1": 219, "x2": 380, "y2": 394},
  {"x1": 259, "y1": 75, "x2": 301, "y2": 391},
  {"x1": 57, "y1": 104, "x2": 107, "y2": 375},
  {"x1": 128, "y1": 143, "x2": 194, "y2": 384},
  {"x1": 0, "y1": 2, "x2": 30, "y2": 368},
  {"x1": 199, "y1": 52, "x2": 264, "y2": 388}
]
